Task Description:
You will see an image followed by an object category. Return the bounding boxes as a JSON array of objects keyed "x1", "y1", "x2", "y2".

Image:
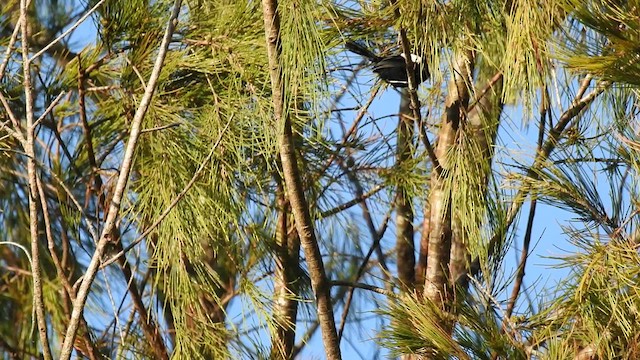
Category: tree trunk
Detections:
[
  {"x1": 423, "y1": 50, "x2": 473, "y2": 313},
  {"x1": 261, "y1": 0, "x2": 342, "y2": 357},
  {"x1": 396, "y1": 89, "x2": 416, "y2": 290},
  {"x1": 271, "y1": 178, "x2": 301, "y2": 359}
]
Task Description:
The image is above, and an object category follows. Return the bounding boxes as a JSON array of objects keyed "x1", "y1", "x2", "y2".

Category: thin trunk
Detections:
[
  {"x1": 271, "y1": 178, "x2": 301, "y2": 359},
  {"x1": 396, "y1": 89, "x2": 416, "y2": 290},
  {"x1": 423, "y1": 51, "x2": 473, "y2": 312},
  {"x1": 416, "y1": 201, "x2": 430, "y2": 293},
  {"x1": 261, "y1": 0, "x2": 341, "y2": 358},
  {"x1": 20, "y1": 0, "x2": 53, "y2": 357},
  {"x1": 449, "y1": 77, "x2": 503, "y2": 293}
]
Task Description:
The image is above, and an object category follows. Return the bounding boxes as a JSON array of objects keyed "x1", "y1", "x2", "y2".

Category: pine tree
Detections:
[{"x1": 1, "y1": 0, "x2": 639, "y2": 358}]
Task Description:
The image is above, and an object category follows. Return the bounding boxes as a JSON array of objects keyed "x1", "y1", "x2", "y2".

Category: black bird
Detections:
[{"x1": 345, "y1": 41, "x2": 430, "y2": 88}]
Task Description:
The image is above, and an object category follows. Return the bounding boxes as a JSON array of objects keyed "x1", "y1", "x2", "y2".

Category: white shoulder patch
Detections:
[{"x1": 400, "y1": 53, "x2": 422, "y2": 63}]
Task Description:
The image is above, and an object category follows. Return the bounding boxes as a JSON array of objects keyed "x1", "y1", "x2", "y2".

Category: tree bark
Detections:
[
  {"x1": 20, "y1": 0, "x2": 53, "y2": 357},
  {"x1": 396, "y1": 89, "x2": 416, "y2": 290},
  {"x1": 423, "y1": 50, "x2": 473, "y2": 311},
  {"x1": 271, "y1": 178, "x2": 301, "y2": 359}
]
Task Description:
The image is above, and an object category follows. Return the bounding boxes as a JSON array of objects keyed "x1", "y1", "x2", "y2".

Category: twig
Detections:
[
  {"x1": 500, "y1": 88, "x2": 549, "y2": 349},
  {"x1": 467, "y1": 71, "x2": 503, "y2": 112},
  {"x1": 77, "y1": 59, "x2": 106, "y2": 214},
  {"x1": 58, "y1": 1, "x2": 183, "y2": 358},
  {"x1": 315, "y1": 86, "x2": 380, "y2": 178},
  {"x1": 116, "y1": 245, "x2": 169, "y2": 359},
  {"x1": 29, "y1": 0, "x2": 108, "y2": 62},
  {"x1": 0, "y1": 12, "x2": 22, "y2": 81},
  {"x1": 34, "y1": 91, "x2": 66, "y2": 127},
  {"x1": 468, "y1": 276, "x2": 520, "y2": 344},
  {"x1": 0, "y1": 242, "x2": 32, "y2": 266},
  {"x1": 319, "y1": 184, "x2": 385, "y2": 218},
  {"x1": 336, "y1": 158, "x2": 392, "y2": 340},
  {"x1": 29, "y1": 158, "x2": 100, "y2": 243},
  {"x1": 0, "y1": 92, "x2": 26, "y2": 145},
  {"x1": 35, "y1": 175, "x2": 75, "y2": 298}
]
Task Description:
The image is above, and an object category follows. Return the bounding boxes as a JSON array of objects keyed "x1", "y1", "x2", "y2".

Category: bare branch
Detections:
[
  {"x1": 0, "y1": 12, "x2": 22, "y2": 81},
  {"x1": 140, "y1": 122, "x2": 181, "y2": 134},
  {"x1": 29, "y1": 0, "x2": 108, "y2": 62},
  {"x1": 398, "y1": 29, "x2": 441, "y2": 175},
  {"x1": 34, "y1": 91, "x2": 66, "y2": 127},
  {"x1": 320, "y1": 184, "x2": 385, "y2": 218},
  {"x1": 58, "y1": 1, "x2": 183, "y2": 358},
  {"x1": 0, "y1": 92, "x2": 26, "y2": 145}
]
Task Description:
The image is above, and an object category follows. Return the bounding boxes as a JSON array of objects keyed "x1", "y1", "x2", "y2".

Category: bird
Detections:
[{"x1": 345, "y1": 41, "x2": 430, "y2": 88}]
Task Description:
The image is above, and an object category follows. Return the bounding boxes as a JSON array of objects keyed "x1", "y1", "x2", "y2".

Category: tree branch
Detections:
[
  {"x1": 58, "y1": 1, "x2": 183, "y2": 358},
  {"x1": 20, "y1": 0, "x2": 53, "y2": 357}
]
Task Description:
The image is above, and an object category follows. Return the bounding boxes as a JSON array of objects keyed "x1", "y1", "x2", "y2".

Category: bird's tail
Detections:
[{"x1": 345, "y1": 41, "x2": 380, "y2": 62}]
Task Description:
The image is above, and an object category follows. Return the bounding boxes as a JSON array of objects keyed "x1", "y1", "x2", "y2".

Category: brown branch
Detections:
[
  {"x1": 396, "y1": 88, "x2": 416, "y2": 291},
  {"x1": 260, "y1": 0, "x2": 341, "y2": 357},
  {"x1": 117, "y1": 248, "x2": 169, "y2": 360},
  {"x1": 0, "y1": 92, "x2": 26, "y2": 145},
  {"x1": 491, "y1": 90, "x2": 550, "y2": 360},
  {"x1": 58, "y1": 1, "x2": 183, "y2": 358},
  {"x1": 398, "y1": 29, "x2": 441, "y2": 175},
  {"x1": 0, "y1": 11, "x2": 21, "y2": 81},
  {"x1": 36, "y1": 175, "x2": 75, "y2": 298},
  {"x1": 319, "y1": 184, "x2": 385, "y2": 218},
  {"x1": 467, "y1": 71, "x2": 503, "y2": 113},
  {"x1": 503, "y1": 89, "x2": 548, "y2": 321}
]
